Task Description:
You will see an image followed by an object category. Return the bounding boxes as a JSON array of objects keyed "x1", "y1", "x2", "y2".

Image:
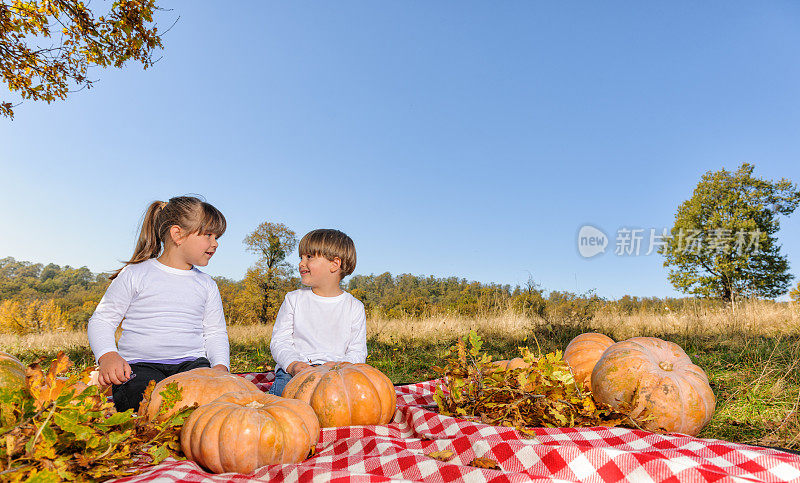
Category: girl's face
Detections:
[{"x1": 178, "y1": 231, "x2": 219, "y2": 267}]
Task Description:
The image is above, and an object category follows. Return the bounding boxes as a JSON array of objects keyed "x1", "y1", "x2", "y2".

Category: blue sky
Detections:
[{"x1": 1, "y1": 1, "x2": 799, "y2": 299}]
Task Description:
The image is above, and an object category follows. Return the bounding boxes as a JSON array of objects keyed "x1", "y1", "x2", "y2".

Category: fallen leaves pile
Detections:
[
  {"x1": 0, "y1": 352, "x2": 193, "y2": 482},
  {"x1": 433, "y1": 331, "x2": 631, "y2": 433}
]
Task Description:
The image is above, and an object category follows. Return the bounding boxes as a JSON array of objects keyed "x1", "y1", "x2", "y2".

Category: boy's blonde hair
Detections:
[{"x1": 299, "y1": 229, "x2": 356, "y2": 279}]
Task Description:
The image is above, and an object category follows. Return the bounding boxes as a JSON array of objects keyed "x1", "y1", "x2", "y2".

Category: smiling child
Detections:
[{"x1": 267, "y1": 229, "x2": 367, "y2": 396}]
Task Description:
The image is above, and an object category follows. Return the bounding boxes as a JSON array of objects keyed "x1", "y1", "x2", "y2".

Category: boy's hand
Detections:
[
  {"x1": 97, "y1": 352, "x2": 132, "y2": 386},
  {"x1": 286, "y1": 361, "x2": 311, "y2": 376},
  {"x1": 212, "y1": 364, "x2": 229, "y2": 372}
]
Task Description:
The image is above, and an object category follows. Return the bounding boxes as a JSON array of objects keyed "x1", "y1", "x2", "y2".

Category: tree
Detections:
[
  {"x1": 511, "y1": 275, "x2": 546, "y2": 317},
  {"x1": 214, "y1": 276, "x2": 258, "y2": 326},
  {"x1": 0, "y1": 298, "x2": 66, "y2": 334},
  {"x1": 1, "y1": 0, "x2": 165, "y2": 119},
  {"x1": 661, "y1": 163, "x2": 800, "y2": 302},
  {"x1": 790, "y1": 281, "x2": 800, "y2": 303},
  {"x1": 243, "y1": 222, "x2": 298, "y2": 323}
]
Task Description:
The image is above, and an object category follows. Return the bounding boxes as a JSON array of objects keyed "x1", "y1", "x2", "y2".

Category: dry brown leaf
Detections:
[{"x1": 469, "y1": 457, "x2": 500, "y2": 469}]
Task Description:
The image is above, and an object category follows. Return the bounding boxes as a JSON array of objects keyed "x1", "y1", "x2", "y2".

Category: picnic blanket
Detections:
[{"x1": 114, "y1": 372, "x2": 800, "y2": 482}]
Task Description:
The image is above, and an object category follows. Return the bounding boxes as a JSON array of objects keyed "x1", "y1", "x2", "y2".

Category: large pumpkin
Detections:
[
  {"x1": 0, "y1": 351, "x2": 26, "y2": 391},
  {"x1": 143, "y1": 368, "x2": 262, "y2": 420},
  {"x1": 281, "y1": 362, "x2": 396, "y2": 428},
  {"x1": 563, "y1": 333, "x2": 615, "y2": 391},
  {"x1": 591, "y1": 337, "x2": 715, "y2": 436},
  {"x1": 181, "y1": 391, "x2": 320, "y2": 474}
]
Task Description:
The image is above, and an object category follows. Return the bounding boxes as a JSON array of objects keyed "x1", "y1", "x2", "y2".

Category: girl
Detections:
[{"x1": 88, "y1": 196, "x2": 231, "y2": 413}]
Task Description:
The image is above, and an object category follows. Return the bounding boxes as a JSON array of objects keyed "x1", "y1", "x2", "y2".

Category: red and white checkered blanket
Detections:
[{"x1": 114, "y1": 372, "x2": 800, "y2": 482}]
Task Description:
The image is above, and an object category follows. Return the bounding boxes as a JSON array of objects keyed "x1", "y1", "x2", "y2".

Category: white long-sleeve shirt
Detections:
[
  {"x1": 87, "y1": 259, "x2": 230, "y2": 368},
  {"x1": 270, "y1": 287, "x2": 367, "y2": 371}
]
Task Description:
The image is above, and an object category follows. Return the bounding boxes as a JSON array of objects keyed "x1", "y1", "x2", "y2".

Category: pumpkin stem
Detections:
[
  {"x1": 658, "y1": 361, "x2": 674, "y2": 371},
  {"x1": 245, "y1": 401, "x2": 266, "y2": 409}
]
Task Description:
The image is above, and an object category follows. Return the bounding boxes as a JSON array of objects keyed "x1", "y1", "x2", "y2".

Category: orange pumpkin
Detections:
[
  {"x1": 143, "y1": 367, "x2": 262, "y2": 420},
  {"x1": 281, "y1": 362, "x2": 396, "y2": 428},
  {"x1": 492, "y1": 358, "x2": 529, "y2": 371},
  {"x1": 591, "y1": 337, "x2": 715, "y2": 436},
  {"x1": 563, "y1": 333, "x2": 615, "y2": 391},
  {"x1": 0, "y1": 351, "x2": 26, "y2": 391},
  {"x1": 181, "y1": 391, "x2": 320, "y2": 474}
]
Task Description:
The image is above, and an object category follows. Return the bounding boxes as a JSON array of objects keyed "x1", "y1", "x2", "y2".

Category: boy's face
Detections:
[{"x1": 299, "y1": 253, "x2": 341, "y2": 288}]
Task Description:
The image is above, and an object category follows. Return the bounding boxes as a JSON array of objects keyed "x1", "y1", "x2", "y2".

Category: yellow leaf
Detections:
[{"x1": 426, "y1": 450, "x2": 455, "y2": 462}]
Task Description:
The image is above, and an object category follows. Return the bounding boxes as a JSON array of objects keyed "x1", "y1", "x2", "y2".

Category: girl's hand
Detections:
[
  {"x1": 286, "y1": 361, "x2": 311, "y2": 376},
  {"x1": 97, "y1": 352, "x2": 132, "y2": 386},
  {"x1": 212, "y1": 364, "x2": 229, "y2": 372}
]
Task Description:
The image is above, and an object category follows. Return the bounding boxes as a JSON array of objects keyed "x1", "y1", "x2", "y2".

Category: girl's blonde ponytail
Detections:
[
  {"x1": 110, "y1": 201, "x2": 167, "y2": 280},
  {"x1": 109, "y1": 196, "x2": 226, "y2": 280}
]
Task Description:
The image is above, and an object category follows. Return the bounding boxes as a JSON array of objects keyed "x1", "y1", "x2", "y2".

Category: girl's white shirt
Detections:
[
  {"x1": 270, "y1": 287, "x2": 368, "y2": 371},
  {"x1": 87, "y1": 259, "x2": 230, "y2": 368}
]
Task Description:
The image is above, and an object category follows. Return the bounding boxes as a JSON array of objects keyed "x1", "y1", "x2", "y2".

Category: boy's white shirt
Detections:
[
  {"x1": 270, "y1": 287, "x2": 368, "y2": 371},
  {"x1": 86, "y1": 258, "x2": 231, "y2": 368}
]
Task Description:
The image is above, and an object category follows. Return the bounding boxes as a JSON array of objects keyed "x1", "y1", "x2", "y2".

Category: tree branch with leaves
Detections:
[{"x1": 0, "y1": 0, "x2": 167, "y2": 119}]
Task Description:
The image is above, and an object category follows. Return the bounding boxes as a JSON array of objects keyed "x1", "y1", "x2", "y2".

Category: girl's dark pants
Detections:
[{"x1": 111, "y1": 357, "x2": 211, "y2": 413}]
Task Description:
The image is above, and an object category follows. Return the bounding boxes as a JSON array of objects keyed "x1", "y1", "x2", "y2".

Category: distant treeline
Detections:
[
  {"x1": 0, "y1": 257, "x2": 110, "y2": 333},
  {"x1": 0, "y1": 256, "x2": 740, "y2": 334}
]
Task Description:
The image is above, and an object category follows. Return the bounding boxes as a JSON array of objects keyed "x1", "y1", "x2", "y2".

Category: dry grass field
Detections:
[{"x1": 2, "y1": 300, "x2": 799, "y2": 450}]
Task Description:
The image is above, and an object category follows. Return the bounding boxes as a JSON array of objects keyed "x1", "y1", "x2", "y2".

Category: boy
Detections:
[{"x1": 268, "y1": 229, "x2": 367, "y2": 396}]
